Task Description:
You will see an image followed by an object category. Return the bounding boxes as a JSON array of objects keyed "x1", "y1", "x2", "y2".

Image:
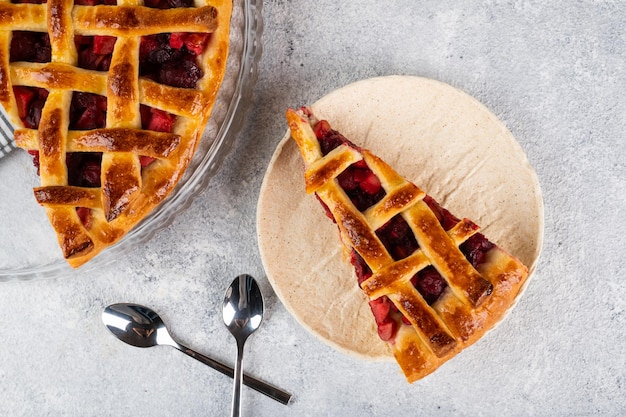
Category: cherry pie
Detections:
[
  {"x1": 0, "y1": 0, "x2": 232, "y2": 267},
  {"x1": 286, "y1": 106, "x2": 529, "y2": 382}
]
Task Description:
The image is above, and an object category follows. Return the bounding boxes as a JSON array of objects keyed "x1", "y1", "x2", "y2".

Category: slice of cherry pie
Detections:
[
  {"x1": 286, "y1": 106, "x2": 529, "y2": 382},
  {"x1": 0, "y1": 0, "x2": 232, "y2": 267}
]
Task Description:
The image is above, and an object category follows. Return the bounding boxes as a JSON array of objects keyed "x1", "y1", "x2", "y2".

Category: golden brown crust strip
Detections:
[
  {"x1": 364, "y1": 181, "x2": 424, "y2": 231},
  {"x1": 38, "y1": 92, "x2": 71, "y2": 186},
  {"x1": 10, "y1": 62, "x2": 108, "y2": 93},
  {"x1": 106, "y1": 37, "x2": 139, "y2": 128},
  {"x1": 389, "y1": 288, "x2": 457, "y2": 357},
  {"x1": 46, "y1": 206, "x2": 94, "y2": 259},
  {"x1": 406, "y1": 200, "x2": 493, "y2": 307},
  {"x1": 16, "y1": 128, "x2": 180, "y2": 158},
  {"x1": 73, "y1": 5, "x2": 218, "y2": 36},
  {"x1": 0, "y1": 3, "x2": 47, "y2": 31},
  {"x1": 76, "y1": 129, "x2": 180, "y2": 157},
  {"x1": 34, "y1": 186, "x2": 101, "y2": 208},
  {"x1": 48, "y1": 0, "x2": 77, "y2": 64},
  {"x1": 361, "y1": 250, "x2": 430, "y2": 299},
  {"x1": 304, "y1": 145, "x2": 362, "y2": 193},
  {"x1": 101, "y1": 152, "x2": 141, "y2": 222}
]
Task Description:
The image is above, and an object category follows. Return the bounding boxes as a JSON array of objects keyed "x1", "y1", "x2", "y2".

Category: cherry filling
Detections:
[
  {"x1": 13, "y1": 86, "x2": 49, "y2": 129},
  {"x1": 376, "y1": 215, "x2": 418, "y2": 261},
  {"x1": 139, "y1": 33, "x2": 209, "y2": 88},
  {"x1": 11, "y1": 0, "x2": 46, "y2": 4},
  {"x1": 315, "y1": 120, "x2": 386, "y2": 211},
  {"x1": 10, "y1": 31, "x2": 51, "y2": 63},
  {"x1": 70, "y1": 92, "x2": 108, "y2": 130},
  {"x1": 75, "y1": 0, "x2": 117, "y2": 4},
  {"x1": 143, "y1": 0, "x2": 192, "y2": 8},
  {"x1": 313, "y1": 119, "x2": 497, "y2": 341},
  {"x1": 75, "y1": 35, "x2": 116, "y2": 71}
]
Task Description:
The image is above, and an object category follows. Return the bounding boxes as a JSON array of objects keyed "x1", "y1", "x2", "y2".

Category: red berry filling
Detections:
[
  {"x1": 140, "y1": 104, "x2": 176, "y2": 133},
  {"x1": 10, "y1": 31, "x2": 51, "y2": 63},
  {"x1": 76, "y1": 207, "x2": 92, "y2": 229},
  {"x1": 376, "y1": 215, "x2": 418, "y2": 261},
  {"x1": 70, "y1": 92, "x2": 107, "y2": 130},
  {"x1": 460, "y1": 233, "x2": 495, "y2": 267},
  {"x1": 143, "y1": 0, "x2": 192, "y2": 8},
  {"x1": 413, "y1": 266, "x2": 447, "y2": 305},
  {"x1": 13, "y1": 86, "x2": 49, "y2": 129},
  {"x1": 369, "y1": 296, "x2": 397, "y2": 341},
  {"x1": 316, "y1": 122, "x2": 386, "y2": 211},
  {"x1": 139, "y1": 33, "x2": 208, "y2": 88},
  {"x1": 75, "y1": 35, "x2": 116, "y2": 71},
  {"x1": 66, "y1": 152, "x2": 103, "y2": 187},
  {"x1": 138, "y1": 105, "x2": 177, "y2": 166},
  {"x1": 27, "y1": 150, "x2": 40, "y2": 175},
  {"x1": 75, "y1": 0, "x2": 116, "y2": 4}
]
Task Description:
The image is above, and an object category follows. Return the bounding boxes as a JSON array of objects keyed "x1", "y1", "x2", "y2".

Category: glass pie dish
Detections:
[{"x1": 0, "y1": 0, "x2": 263, "y2": 281}]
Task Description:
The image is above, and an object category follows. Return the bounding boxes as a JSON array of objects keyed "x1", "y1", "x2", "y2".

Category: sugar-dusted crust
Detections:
[
  {"x1": 0, "y1": 0, "x2": 232, "y2": 267},
  {"x1": 284, "y1": 105, "x2": 529, "y2": 382}
]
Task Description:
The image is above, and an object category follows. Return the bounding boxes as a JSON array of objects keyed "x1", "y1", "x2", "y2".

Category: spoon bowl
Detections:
[
  {"x1": 102, "y1": 302, "x2": 290, "y2": 405},
  {"x1": 102, "y1": 303, "x2": 170, "y2": 348},
  {"x1": 223, "y1": 274, "x2": 264, "y2": 417}
]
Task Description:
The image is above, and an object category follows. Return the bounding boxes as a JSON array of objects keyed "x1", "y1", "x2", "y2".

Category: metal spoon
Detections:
[
  {"x1": 102, "y1": 303, "x2": 290, "y2": 405},
  {"x1": 222, "y1": 274, "x2": 264, "y2": 417}
]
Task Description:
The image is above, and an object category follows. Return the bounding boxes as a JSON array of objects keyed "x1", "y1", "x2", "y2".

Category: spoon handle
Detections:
[
  {"x1": 231, "y1": 341, "x2": 245, "y2": 417},
  {"x1": 175, "y1": 343, "x2": 292, "y2": 405}
]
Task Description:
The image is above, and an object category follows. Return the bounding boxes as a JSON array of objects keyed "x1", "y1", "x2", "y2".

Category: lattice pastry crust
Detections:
[
  {"x1": 0, "y1": 0, "x2": 232, "y2": 267},
  {"x1": 286, "y1": 107, "x2": 529, "y2": 382}
]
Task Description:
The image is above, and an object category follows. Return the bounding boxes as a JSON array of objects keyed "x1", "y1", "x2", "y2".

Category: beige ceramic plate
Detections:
[{"x1": 257, "y1": 75, "x2": 543, "y2": 360}]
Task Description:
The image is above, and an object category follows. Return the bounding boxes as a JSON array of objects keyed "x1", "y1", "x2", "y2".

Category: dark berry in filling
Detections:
[
  {"x1": 74, "y1": 0, "x2": 117, "y2": 5},
  {"x1": 413, "y1": 266, "x2": 447, "y2": 305},
  {"x1": 351, "y1": 249, "x2": 372, "y2": 285},
  {"x1": 75, "y1": 35, "x2": 115, "y2": 71},
  {"x1": 376, "y1": 215, "x2": 418, "y2": 261},
  {"x1": 461, "y1": 233, "x2": 495, "y2": 268},
  {"x1": 69, "y1": 92, "x2": 107, "y2": 130},
  {"x1": 423, "y1": 194, "x2": 460, "y2": 231},
  {"x1": 13, "y1": 86, "x2": 49, "y2": 129},
  {"x1": 27, "y1": 151, "x2": 102, "y2": 189},
  {"x1": 139, "y1": 33, "x2": 205, "y2": 88},
  {"x1": 140, "y1": 104, "x2": 176, "y2": 133},
  {"x1": 315, "y1": 122, "x2": 386, "y2": 211},
  {"x1": 158, "y1": 54, "x2": 204, "y2": 88},
  {"x1": 10, "y1": 31, "x2": 51, "y2": 63},
  {"x1": 66, "y1": 152, "x2": 102, "y2": 187},
  {"x1": 143, "y1": 0, "x2": 192, "y2": 8},
  {"x1": 314, "y1": 120, "x2": 349, "y2": 155}
]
